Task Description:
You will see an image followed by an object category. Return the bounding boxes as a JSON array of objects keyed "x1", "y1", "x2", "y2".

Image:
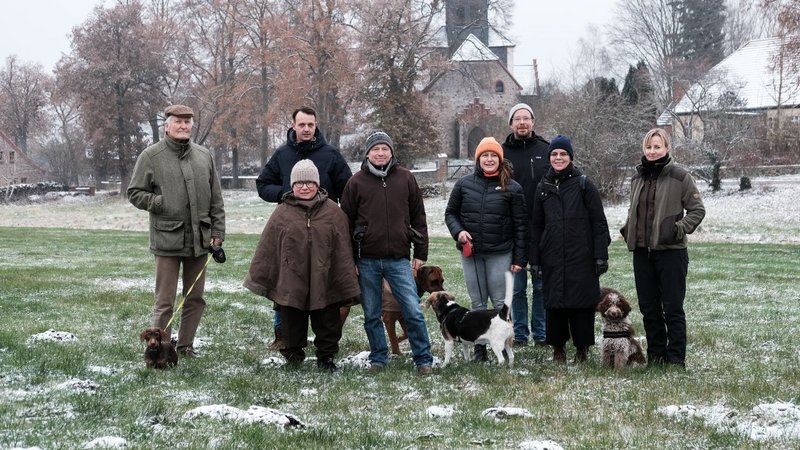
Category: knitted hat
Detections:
[
  {"x1": 474, "y1": 137, "x2": 504, "y2": 162},
  {"x1": 290, "y1": 159, "x2": 320, "y2": 185},
  {"x1": 548, "y1": 135, "x2": 574, "y2": 160},
  {"x1": 508, "y1": 103, "x2": 534, "y2": 124},
  {"x1": 364, "y1": 131, "x2": 394, "y2": 155}
]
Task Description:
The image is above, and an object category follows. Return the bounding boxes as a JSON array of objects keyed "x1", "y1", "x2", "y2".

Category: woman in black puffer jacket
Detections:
[{"x1": 445, "y1": 137, "x2": 528, "y2": 362}]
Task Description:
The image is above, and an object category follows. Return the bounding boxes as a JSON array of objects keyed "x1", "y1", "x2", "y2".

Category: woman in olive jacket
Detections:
[
  {"x1": 621, "y1": 128, "x2": 705, "y2": 368},
  {"x1": 529, "y1": 135, "x2": 610, "y2": 364}
]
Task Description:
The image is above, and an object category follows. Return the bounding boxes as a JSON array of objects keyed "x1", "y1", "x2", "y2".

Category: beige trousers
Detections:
[{"x1": 153, "y1": 255, "x2": 208, "y2": 350}]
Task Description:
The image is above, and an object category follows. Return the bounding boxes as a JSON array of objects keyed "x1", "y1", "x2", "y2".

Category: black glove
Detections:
[
  {"x1": 595, "y1": 259, "x2": 608, "y2": 276},
  {"x1": 210, "y1": 245, "x2": 226, "y2": 264},
  {"x1": 529, "y1": 265, "x2": 542, "y2": 279}
]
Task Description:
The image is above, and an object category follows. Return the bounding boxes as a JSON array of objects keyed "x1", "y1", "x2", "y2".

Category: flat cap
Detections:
[{"x1": 164, "y1": 104, "x2": 193, "y2": 117}]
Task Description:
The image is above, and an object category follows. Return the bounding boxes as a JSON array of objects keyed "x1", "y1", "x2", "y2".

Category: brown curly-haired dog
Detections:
[
  {"x1": 596, "y1": 288, "x2": 646, "y2": 370},
  {"x1": 140, "y1": 327, "x2": 178, "y2": 369}
]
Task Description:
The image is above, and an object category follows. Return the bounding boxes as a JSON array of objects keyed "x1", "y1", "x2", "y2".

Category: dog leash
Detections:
[{"x1": 165, "y1": 254, "x2": 212, "y2": 329}]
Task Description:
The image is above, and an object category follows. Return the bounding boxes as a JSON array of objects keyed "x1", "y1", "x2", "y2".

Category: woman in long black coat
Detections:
[{"x1": 529, "y1": 135, "x2": 610, "y2": 364}]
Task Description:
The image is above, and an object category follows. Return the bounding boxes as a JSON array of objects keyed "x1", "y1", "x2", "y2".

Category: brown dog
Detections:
[
  {"x1": 596, "y1": 288, "x2": 646, "y2": 370},
  {"x1": 140, "y1": 327, "x2": 178, "y2": 369},
  {"x1": 383, "y1": 265, "x2": 445, "y2": 355}
]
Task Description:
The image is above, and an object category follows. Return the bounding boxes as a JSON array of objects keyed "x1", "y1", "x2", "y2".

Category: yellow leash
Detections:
[{"x1": 165, "y1": 254, "x2": 212, "y2": 329}]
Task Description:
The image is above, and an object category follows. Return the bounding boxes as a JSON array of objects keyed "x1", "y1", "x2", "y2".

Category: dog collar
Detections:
[{"x1": 603, "y1": 330, "x2": 631, "y2": 338}]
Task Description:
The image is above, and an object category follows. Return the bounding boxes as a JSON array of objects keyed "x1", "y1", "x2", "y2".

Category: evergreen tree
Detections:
[{"x1": 676, "y1": 0, "x2": 727, "y2": 64}]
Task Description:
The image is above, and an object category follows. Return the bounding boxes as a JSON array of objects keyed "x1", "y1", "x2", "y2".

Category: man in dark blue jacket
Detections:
[
  {"x1": 256, "y1": 106, "x2": 351, "y2": 203},
  {"x1": 255, "y1": 106, "x2": 352, "y2": 348},
  {"x1": 502, "y1": 103, "x2": 550, "y2": 346}
]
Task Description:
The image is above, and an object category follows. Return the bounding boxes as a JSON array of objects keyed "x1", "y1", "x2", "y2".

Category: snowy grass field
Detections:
[{"x1": 0, "y1": 177, "x2": 799, "y2": 449}]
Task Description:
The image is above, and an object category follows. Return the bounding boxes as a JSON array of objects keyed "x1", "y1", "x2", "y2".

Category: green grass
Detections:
[{"x1": 0, "y1": 227, "x2": 799, "y2": 449}]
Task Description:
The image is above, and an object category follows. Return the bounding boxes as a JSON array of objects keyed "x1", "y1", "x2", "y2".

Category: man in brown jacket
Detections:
[
  {"x1": 128, "y1": 104, "x2": 226, "y2": 358},
  {"x1": 340, "y1": 131, "x2": 433, "y2": 375}
]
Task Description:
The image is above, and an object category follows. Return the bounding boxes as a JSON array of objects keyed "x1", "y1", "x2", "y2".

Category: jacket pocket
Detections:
[
  {"x1": 199, "y1": 218, "x2": 212, "y2": 249},
  {"x1": 657, "y1": 215, "x2": 681, "y2": 245},
  {"x1": 152, "y1": 220, "x2": 185, "y2": 251}
]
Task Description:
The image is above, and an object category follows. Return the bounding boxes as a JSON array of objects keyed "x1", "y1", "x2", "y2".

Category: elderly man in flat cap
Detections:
[{"x1": 128, "y1": 104, "x2": 226, "y2": 358}]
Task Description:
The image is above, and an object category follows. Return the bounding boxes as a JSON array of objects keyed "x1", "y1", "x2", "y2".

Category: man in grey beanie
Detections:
[
  {"x1": 340, "y1": 131, "x2": 434, "y2": 375},
  {"x1": 502, "y1": 102, "x2": 550, "y2": 347}
]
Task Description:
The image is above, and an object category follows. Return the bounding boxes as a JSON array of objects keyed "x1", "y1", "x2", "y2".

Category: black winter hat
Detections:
[{"x1": 548, "y1": 135, "x2": 574, "y2": 160}]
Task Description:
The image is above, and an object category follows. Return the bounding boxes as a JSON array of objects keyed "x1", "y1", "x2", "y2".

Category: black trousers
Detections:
[
  {"x1": 633, "y1": 248, "x2": 689, "y2": 364},
  {"x1": 279, "y1": 303, "x2": 342, "y2": 362},
  {"x1": 545, "y1": 308, "x2": 596, "y2": 348}
]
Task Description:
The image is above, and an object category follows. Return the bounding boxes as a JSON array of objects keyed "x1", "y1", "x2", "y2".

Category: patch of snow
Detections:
[
  {"x1": 300, "y1": 388, "x2": 317, "y2": 396},
  {"x1": 27, "y1": 329, "x2": 78, "y2": 344},
  {"x1": 261, "y1": 356, "x2": 286, "y2": 367},
  {"x1": 87, "y1": 365, "x2": 118, "y2": 376},
  {"x1": 658, "y1": 401, "x2": 800, "y2": 441},
  {"x1": 427, "y1": 405, "x2": 455, "y2": 418},
  {"x1": 183, "y1": 404, "x2": 305, "y2": 429},
  {"x1": 338, "y1": 351, "x2": 371, "y2": 369},
  {"x1": 483, "y1": 407, "x2": 534, "y2": 420},
  {"x1": 57, "y1": 378, "x2": 99, "y2": 394},
  {"x1": 82, "y1": 436, "x2": 127, "y2": 448},
  {"x1": 519, "y1": 440, "x2": 565, "y2": 450}
]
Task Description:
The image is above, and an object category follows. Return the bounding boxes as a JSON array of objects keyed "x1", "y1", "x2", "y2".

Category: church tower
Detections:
[{"x1": 445, "y1": 0, "x2": 490, "y2": 54}]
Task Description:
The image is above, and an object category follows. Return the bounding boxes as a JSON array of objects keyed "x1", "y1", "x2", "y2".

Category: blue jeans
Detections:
[
  {"x1": 511, "y1": 270, "x2": 546, "y2": 343},
  {"x1": 358, "y1": 258, "x2": 433, "y2": 368},
  {"x1": 461, "y1": 252, "x2": 512, "y2": 311}
]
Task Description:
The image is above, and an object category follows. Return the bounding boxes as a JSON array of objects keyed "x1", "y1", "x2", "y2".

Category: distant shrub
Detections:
[{"x1": 739, "y1": 176, "x2": 752, "y2": 191}]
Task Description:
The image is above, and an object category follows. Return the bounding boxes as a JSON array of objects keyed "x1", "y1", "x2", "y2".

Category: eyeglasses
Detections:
[
  {"x1": 512, "y1": 117, "x2": 533, "y2": 123},
  {"x1": 550, "y1": 151, "x2": 570, "y2": 159},
  {"x1": 293, "y1": 181, "x2": 317, "y2": 188}
]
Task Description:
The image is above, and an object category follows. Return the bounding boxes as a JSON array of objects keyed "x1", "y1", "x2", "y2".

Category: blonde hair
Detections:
[{"x1": 642, "y1": 128, "x2": 671, "y2": 151}]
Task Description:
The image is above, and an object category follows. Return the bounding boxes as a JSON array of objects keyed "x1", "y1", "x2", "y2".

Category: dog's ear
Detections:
[
  {"x1": 620, "y1": 298, "x2": 631, "y2": 315},
  {"x1": 140, "y1": 329, "x2": 149, "y2": 341},
  {"x1": 425, "y1": 292, "x2": 437, "y2": 308},
  {"x1": 158, "y1": 328, "x2": 169, "y2": 342},
  {"x1": 596, "y1": 297, "x2": 607, "y2": 312}
]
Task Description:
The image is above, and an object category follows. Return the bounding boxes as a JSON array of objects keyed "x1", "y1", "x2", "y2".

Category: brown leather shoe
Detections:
[
  {"x1": 367, "y1": 364, "x2": 384, "y2": 374},
  {"x1": 416, "y1": 365, "x2": 433, "y2": 375}
]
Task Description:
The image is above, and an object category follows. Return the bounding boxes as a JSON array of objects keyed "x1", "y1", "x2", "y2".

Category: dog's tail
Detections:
[{"x1": 499, "y1": 271, "x2": 513, "y2": 321}]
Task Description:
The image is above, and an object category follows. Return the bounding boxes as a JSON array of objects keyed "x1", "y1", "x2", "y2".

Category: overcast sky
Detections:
[{"x1": 0, "y1": 0, "x2": 617, "y2": 85}]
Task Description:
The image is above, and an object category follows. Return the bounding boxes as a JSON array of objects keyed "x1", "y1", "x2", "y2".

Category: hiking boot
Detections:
[
  {"x1": 367, "y1": 364, "x2": 384, "y2": 374},
  {"x1": 317, "y1": 358, "x2": 338, "y2": 373},
  {"x1": 269, "y1": 329, "x2": 284, "y2": 350},
  {"x1": 575, "y1": 346, "x2": 588, "y2": 363},
  {"x1": 416, "y1": 365, "x2": 433, "y2": 376},
  {"x1": 472, "y1": 344, "x2": 488, "y2": 362},
  {"x1": 553, "y1": 346, "x2": 567, "y2": 365}
]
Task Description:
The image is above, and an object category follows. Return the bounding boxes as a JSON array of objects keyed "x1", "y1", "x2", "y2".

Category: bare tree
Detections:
[
  {"x1": 608, "y1": 0, "x2": 683, "y2": 110},
  {"x1": 58, "y1": 1, "x2": 167, "y2": 191},
  {"x1": 0, "y1": 56, "x2": 49, "y2": 152},
  {"x1": 353, "y1": 0, "x2": 443, "y2": 163},
  {"x1": 41, "y1": 77, "x2": 89, "y2": 185}
]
